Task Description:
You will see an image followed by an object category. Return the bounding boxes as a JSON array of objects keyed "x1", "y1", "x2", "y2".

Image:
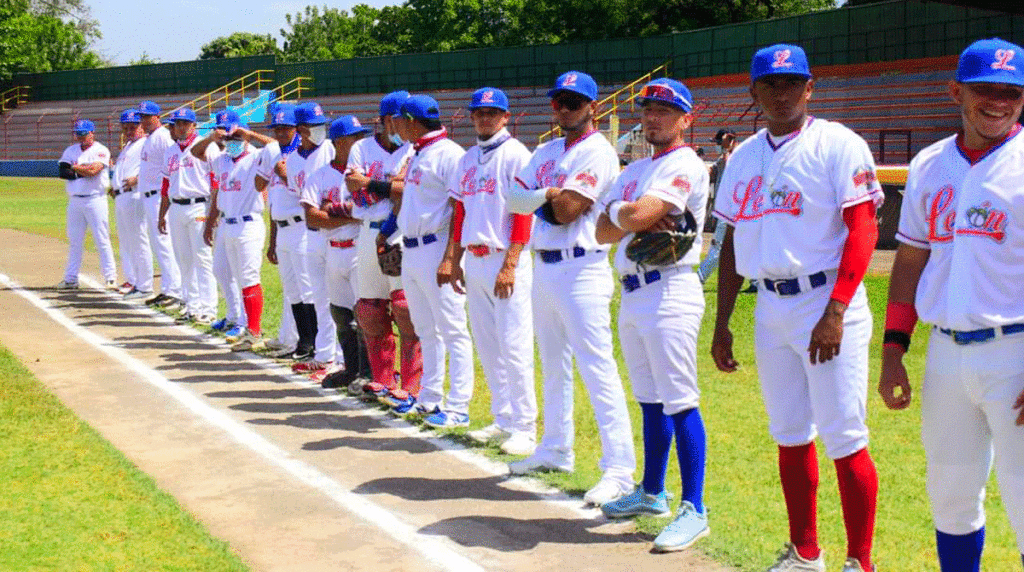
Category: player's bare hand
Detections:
[
  {"x1": 808, "y1": 300, "x2": 846, "y2": 365},
  {"x1": 346, "y1": 170, "x2": 369, "y2": 193},
  {"x1": 1014, "y1": 386, "x2": 1024, "y2": 426},
  {"x1": 711, "y1": 326, "x2": 739, "y2": 372},
  {"x1": 157, "y1": 216, "x2": 167, "y2": 235},
  {"x1": 202, "y1": 222, "x2": 214, "y2": 247},
  {"x1": 436, "y1": 258, "x2": 465, "y2": 294},
  {"x1": 494, "y1": 265, "x2": 516, "y2": 299},
  {"x1": 879, "y1": 345, "x2": 913, "y2": 410},
  {"x1": 266, "y1": 246, "x2": 278, "y2": 265},
  {"x1": 274, "y1": 160, "x2": 287, "y2": 180},
  {"x1": 647, "y1": 212, "x2": 679, "y2": 232}
]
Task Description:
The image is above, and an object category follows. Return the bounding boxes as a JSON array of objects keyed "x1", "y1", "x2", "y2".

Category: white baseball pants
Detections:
[
  {"x1": 306, "y1": 230, "x2": 339, "y2": 364},
  {"x1": 356, "y1": 219, "x2": 402, "y2": 298},
  {"x1": 213, "y1": 221, "x2": 244, "y2": 325},
  {"x1": 142, "y1": 192, "x2": 181, "y2": 298},
  {"x1": 114, "y1": 190, "x2": 151, "y2": 290},
  {"x1": 167, "y1": 202, "x2": 216, "y2": 317},
  {"x1": 63, "y1": 195, "x2": 116, "y2": 283},
  {"x1": 326, "y1": 241, "x2": 359, "y2": 310}
]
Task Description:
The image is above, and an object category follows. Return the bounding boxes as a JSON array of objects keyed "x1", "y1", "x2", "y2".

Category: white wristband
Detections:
[{"x1": 608, "y1": 200, "x2": 627, "y2": 230}]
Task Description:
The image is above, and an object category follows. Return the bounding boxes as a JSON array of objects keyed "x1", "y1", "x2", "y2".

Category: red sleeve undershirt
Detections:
[
  {"x1": 831, "y1": 200, "x2": 878, "y2": 305},
  {"x1": 160, "y1": 177, "x2": 169, "y2": 198},
  {"x1": 509, "y1": 213, "x2": 532, "y2": 244},
  {"x1": 209, "y1": 172, "x2": 219, "y2": 191},
  {"x1": 452, "y1": 200, "x2": 465, "y2": 244}
]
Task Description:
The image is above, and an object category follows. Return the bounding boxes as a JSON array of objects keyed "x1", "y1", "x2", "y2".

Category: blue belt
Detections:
[
  {"x1": 938, "y1": 323, "x2": 1024, "y2": 345},
  {"x1": 223, "y1": 215, "x2": 254, "y2": 224},
  {"x1": 621, "y1": 270, "x2": 665, "y2": 293},
  {"x1": 403, "y1": 234, "x2": 437, "y2": 248},
  {"x1": 763, "y1": 271, "x2": 827, "y2": 296},
  {"x1": 368, "y1": 220, "x2": 383, "y2": 229},
  {"x1": 537, "y1": 246, "x2": 602, "y2": 264}
]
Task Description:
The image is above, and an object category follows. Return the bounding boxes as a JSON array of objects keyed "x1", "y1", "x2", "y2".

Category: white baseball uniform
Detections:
[
  {"x1": 449, "y1": 127, "x2": 536, "y2": 432},
  {"x1": 601, "y1": 145, "x2": 708, "y2": 414},
  {"x1": 59, "y1": 140, "x2": 116, "y2": 284},
  {"x1": 348, "y1": 136, "x2": 413, "y2": 298},
  {"x1": 111, "y1": 135, "x2": 151, "y2": 291},
  {"x1": 302, "y1": 163, "x2": 360, "y2": 309},
  {"x1": 397, "y1": 129, "x2": 473, "y2": 413},
  {"x1": 896, "y1": 128, "x2": 1024, "y2": 551},
  {"x1": 212, "y1": 149, "x2": 266, "y2": 324},
  {"x1": 713, "y1": 116, "x2": 883, "y2": 459},
  {"x1": 163, "y1": 132, "x2": 221, "y2": 318},
  {"x1": 511, "y1": 130, "x2": 636, "y2": 481},
  {"x1": 288, "y1": 142, "x2": 338, "y2": 364},
  {"x1": 138, "y1": 126, "x2": 182, "y2": 299}
]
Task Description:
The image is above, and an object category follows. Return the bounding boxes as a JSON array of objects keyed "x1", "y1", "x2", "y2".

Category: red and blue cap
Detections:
[
  {"x1": 638, "y1": 78, "x2": 693, "y2": 112},
  {"x1": 548, "y1": 71, "x2": 598, "y2": 101},
  {"x1": 138, "y1": 100, "x2": 160, "y2": 116},
  {"x1": 469, "y1": 87, "x2": 509, "y2": 111},
  {"x1": 295, "y1": 102, "x2": 327, "y2": 125},
  {"x1": 329, "y1": 115, "x2": 371, "y2": 139},
  {"x1": 73, "y1": 119, "x2": 94, "y2": 134},
  {"x1": 751, "y1": 44, "x2": 812, "y2": 83},
  {"x1": 379, "y1": 91, "x2": 410, "y2": 117},
  {"x1": 120, "y1": 109, "x2": 141, "y2": 124},
  {"x1": 268, "y1": 104, "x2": 297, "y2": 127},
  {"x1": 401, "y1": 94, "x2": 441, "y2": 121},
  {"x1": 957, "y1": 38, "x2": 1024, "y2": 87},
  {"x1": 169, "y1": 108, "x2": 197, "y2": 123},
  {"x1": 215, "y1": 109, "x2": 246, "y2": 132}
]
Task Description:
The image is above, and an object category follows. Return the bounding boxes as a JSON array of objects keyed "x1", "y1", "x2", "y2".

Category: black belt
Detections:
[
  {"x1": 403, "y1": 234, "x2": 437, "y2": 248},
  {"x1": 274, "y1": 215, "x2": 303, "y2": 228},
  {"x1": 223, "y1": 215, "x2": 254, "y2": 224},
  {"x1": 72, "y1": 194, "x2": 97, "y2": 198},
  {"x1": 762, "y1": 271, "x2": 827, "y2": 296},
  {"x1": 111, "y1": 187, "x2": 134, "y2": 197},
  {"x1": 307, "y1": 226, "x2": 319, "y2": 232},
  {"x1": 171, "y1": 197, "x2": 207, "y2": 206},
  {"x1": 538, "y1": 246, "x2": 603, "y2": 264},
  {"x1": 144, "y1": 189, "x2": 160, "y2": 198},
  {"x1": 938, "y1": 323, "x2": 1024, "y2": 345}
]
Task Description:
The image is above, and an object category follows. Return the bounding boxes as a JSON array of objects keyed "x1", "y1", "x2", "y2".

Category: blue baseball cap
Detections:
[
  {"x1": 401, "y1": 94, "x2": 441, "y2": 121},
  {"x1": 120, "y1": 109, "x2": 141, "y2": 124},
  {"x1": 73, "y1": 119, "x2": 94, "y2": 134},
  {"x1": 751, "y1": 44, "x2": 812, "y2": 83},
  {"x1": 295, "y1": 102, "x2": 327, "y2": 125},
  {"x1": 957, "y1": 38, "x2": 1024, "y2": 87},
  {"x1": 138, "y1": 101, "x2": 160, "y2": 116},
  {"x1": 638, "y1": 78, "x2": 693, "y2": 112},
  {"x1": 468, "y1": 87, "x2": 509, "y2": 111},
  {"x1": 379, "y1": 91, "x2": 410, "y2": 117},
  {"x1": 547, "y1": 71, "x2": 598, "y2": 101},
  {"x1": 329, "y1": 115, "x2": 371, "y2": 139},
  {"x1": 268, "y1": 104, "x2": 297, "y2": 128},
  {"x1": 162, "y1": 115, "x2": 175, "y2": 125},
  {"x1": 215, "y1": 109, "x2": 246, "y2": 132},
  {"x1": 169, "y1": 108, "x2": 196, "y2": 123}
]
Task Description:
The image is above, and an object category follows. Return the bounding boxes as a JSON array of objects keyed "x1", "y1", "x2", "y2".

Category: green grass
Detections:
[
  {"x1": 2, "y1": 177, "x2": 1019, "y2": 571},
  {"x1": 0, "y1": 344, "x2": 250, "y2": 571}
]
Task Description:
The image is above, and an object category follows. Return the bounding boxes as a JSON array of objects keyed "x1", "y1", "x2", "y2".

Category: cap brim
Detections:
[
  {"x1": 960, "y1": 74, "x2": 1024, "y2": 87},
  {"x1": 74, "y1": 130, "x2": 90, "y2": 135},
  {"x1": 547, "y1": 87, "x2": 594, "y2": 100}
]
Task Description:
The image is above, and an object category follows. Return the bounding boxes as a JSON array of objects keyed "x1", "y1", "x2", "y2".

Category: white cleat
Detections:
[
  {"x1": 583, "y1": 475, "x2": 633, "y2": 506},
  {"x1": 54, "y1": 280, "x2": 79, "y2": 290},
  {"x1": 764, "y1": 543, "x2": 825, "y2": 572},
  {"x1": 467, "y1": 423, "x2": 510, "y2": 444},
  {"x1": 508, "y1": 452, "x2": 573, "y2": 475},
  {"x1": 499, "y1": 432, "x2": 536, "y2": 456}
]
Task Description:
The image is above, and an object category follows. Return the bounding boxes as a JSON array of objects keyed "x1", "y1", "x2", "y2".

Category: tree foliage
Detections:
[
  {"x1": 198, "y1": 32, "x2": 280, "y2": 60},
  {"x1": 0, "y1": 0, "x2": 103, "y2": 80}
]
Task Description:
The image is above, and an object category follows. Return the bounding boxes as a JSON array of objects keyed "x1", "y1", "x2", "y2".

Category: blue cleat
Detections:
[
  {"x1": 601, "y1": 485, "x2": 671, "y2": 518},
  {"x1": 210, "y1": 317, "x2": 229, "y2": 331},
  {"x1": 424, "y1": 410, "x2": 470, "y2": 428}
]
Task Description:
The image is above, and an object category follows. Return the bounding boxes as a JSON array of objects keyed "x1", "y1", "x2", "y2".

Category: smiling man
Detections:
[
  {"x1": 710, "y1": 44, "x2": 883, "y2": 572},
  {"x1": 879, "y1": 37, "x2": 1024, "y2": 572}
]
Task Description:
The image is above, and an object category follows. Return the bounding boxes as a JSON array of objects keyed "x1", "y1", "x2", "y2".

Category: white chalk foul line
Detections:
[{"x1": 0, "y1": 272, "x2": 488, "y2": 572}]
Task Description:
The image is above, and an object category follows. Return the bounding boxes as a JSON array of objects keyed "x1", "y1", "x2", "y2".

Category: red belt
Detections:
[
  {"x1": 467, "y1": 244, "x2": 501, "y2": 257},
  {"x1": 329, "y1": 239, "x2": 355, "y2": 248}
]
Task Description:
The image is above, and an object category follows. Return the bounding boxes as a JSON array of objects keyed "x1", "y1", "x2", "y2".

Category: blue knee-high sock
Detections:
[
  {"x1": 936, "y1": 528, "x2": 984, "y2": 572},
  {"x1": 640, "y1": 402, "x2": 673, "y2": 495},
  {"x1": 671, "y1": 407, "x2": 706, "y2": 514}
]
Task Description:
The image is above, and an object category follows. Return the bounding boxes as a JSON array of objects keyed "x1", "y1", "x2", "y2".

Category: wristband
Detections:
[
  {"x1": 607, "y1": 201, "x2": 626, "y2": 230},
  {"x1": 379, "y1": 212, "x2": 398, "y2": 238},
  {"x1": 883, "y1": 330, "x2": 911, "y2": 353}
]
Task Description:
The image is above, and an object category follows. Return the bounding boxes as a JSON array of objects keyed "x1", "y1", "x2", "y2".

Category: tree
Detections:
[
  {"x1": 198, "y1": 32, "x2": 280, "y2": 60},
  {"x1": 129, "y1": 52, "x2": 159, "y2": 65},
  {"x1": 0, "y1": 0, "x2": 103, "y2": 80}
]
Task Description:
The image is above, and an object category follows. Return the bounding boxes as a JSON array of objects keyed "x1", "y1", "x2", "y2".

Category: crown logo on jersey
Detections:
[
  {"x1": 574, "y1": 170, "x2": 598, "y2": 189},
  {"x1": 961, "y1": 201, "x2": 1007, "y2": 242},
  {"x1": 562, "y1": 73, "x2": 578, "y2": 87},
  {"x1": 733, "y1": 176, "x2": 803, "y2": 221},
  {"x1": 772, "y1": 50, "x2": 794, "y2": 69},
  {"x1": 992, "y1": 49, "x2": 1017, "y2": 71},
  {"x1": 670, "y1": 175, "x2": 691, "y2": 194},
  {"x1": 480, "y1": 90, "x2": 495, "y2": 103}
]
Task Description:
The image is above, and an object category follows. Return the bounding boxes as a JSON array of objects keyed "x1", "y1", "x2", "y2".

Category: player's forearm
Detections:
[
  {"x1": 191, "y1": 137, "x2": 215, "y2": 159},
  {"x1": 549, "y1": 189, "x2": 589, "y2": 224},
  {"x1": 607, "y1": 196, "x2": 673, "y2": 233},
  {"x1": 507, "y1": 181, "x2": 547, "y2": 214},
  {"x1": 158, "y1": 195, "x2": 170, "y2": 219},
  {"x1": 236, "y1": 127, "x2": 273, "y2": 146},
  {"x1": 302, "y1": 204, "x2": 338, "y2": 229},
  {"x1": 595, "y1": 213, "x2": 627, "y2": 244},
  {"x1": 389, "y1": 179, "x2": 405, "y2": 208},
  {"x1": 887, "y1": 244, "x2": 929, "y2": 306},
  {"x1": 830, "y1": 201, "x2": 878, "y2": 305},
  {"x1": 502, "y1": 242, "x2": 524, "y2": 269},
  {"x1": 73, "y1": 162, "x2": 105, "y2": 177},
  {"x1": 714, "y1": 227, "x2": 744, "y2": 329},
  {"x1": 254, "y1": 175, "x2": 268, "y2": 193}
]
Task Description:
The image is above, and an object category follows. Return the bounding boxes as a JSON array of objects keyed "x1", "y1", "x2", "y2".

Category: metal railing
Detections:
[
  {"x1": 167, "y1": 70, "x2": 275, "y2": 119},
  {"x1": 269, "y1": 77, "x2": 312, "y2": 107},
  {"x1": 537, "y1": 62, "x2": 670, "y2": 144},
  {"x1": 1, "y1": 86, "x2": 30, "y2": 112}
]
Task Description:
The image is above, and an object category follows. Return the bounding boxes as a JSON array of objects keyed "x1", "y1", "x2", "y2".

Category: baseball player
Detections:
[
  {"x1": 158, "y1": 107, "x2": 221, "y2": 326},
  {"x1": 879, "y1": 37, "x2": 1024, "y2": 572},
  {"x1": 110, "y1": 109, "x2": 153, "y2": 300},
  {"x1": 55, "y1": 119, "x2": 117, "y2": 290},
  {"x1": 595, "y1": 78, "x2": 710, "y2": 552},
  {"x1": 380, "y1": 94, "x2": 471, "y2": 418},
  {"x1": 196, "y1": 109, "x2": 275, "y2": 351},
  {"x1": 439, "y1": 87, "x2": 536, "y2": 447},
  {"x1": 301, "y1": 115, "x2": 368, "y2": 388},
  {"x1": 711, "y1": 44, "x2": 882, "y2": 572},
  {"x1": 507, "y1": 70, "x2": 637, "y2": 506},
  {"x1": 288, "y1": 101, "x2": 338, "y2": 378},
  {"x1": 255, "y1": 104, "x2": 306, "y2": 359},
  {"x1": 345, "y1": 91, "x2": 420, "y2": 399},
  {"x1": 137, "y1": 101, "x2": 183, "y2": 309}
]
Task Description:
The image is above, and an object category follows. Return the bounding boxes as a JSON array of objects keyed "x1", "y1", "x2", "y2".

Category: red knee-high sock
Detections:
[
  {"x1": 779, "y1": 443, "x2": 821, "y2": 560},
  {"x1": 242, "y1": 284, "x2": 263, "y2": 336},
  {"x1": 835, "y1": 447, "x2": 877, "y2": 571}
]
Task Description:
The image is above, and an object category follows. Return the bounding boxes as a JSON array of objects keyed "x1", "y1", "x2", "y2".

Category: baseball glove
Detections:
[
  {"x1": 625, "y1": 210, "x2": 698, "y2": 268},
  {"x1": 377, "y1": 241, "x2": 402, "y2": 277},
  {"x1": 58, "y1": 161, "x2": 79, "y2": 181}
]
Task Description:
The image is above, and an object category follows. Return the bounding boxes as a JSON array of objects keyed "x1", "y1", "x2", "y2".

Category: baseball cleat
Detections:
[
  {"x1": 117, "y1": 282, "x2": 134, "y2": 294},
  {"x1": 124, "y1": 289, "x2": 153, "y2": 301},
  {"x1": 498, "y1": 432, "x2": 536, "y2": 456},
  {"x1": 105, "y1": 279, "x2": 119, "y2": 290},
  {"x1": 174, "y1": 312, "x2": 194, "y2": 324},
  {"x1": 266, "y1": 345, "x2": 297, "y2": 359},
  {"x1": 223, "y1": 325, "x2": 244, "y2": 341},
  {"x1": 388, "y1": 395, "x2": 419, "y2": 416},
  {"x1": 144, "y1": 293, "x2": 168, "y2": 306},
  {"x1": 467, "y1": 423, "x2": 511, "y2": 444},
  {"x1": 54, "y1": 280, "x2": 79, "y2": 290},
  {"x1": 508, "y1": 452, "x2": 573, "y2": 475},
  {"x1": 764, "y1": 543, "x2": 825, "y2": 572},
  {"x1": 319, "y1": 369, "x2": 354, "y2": 389},
  {"x1": 583, "y1": 475, "x2": 633, "y2": 506},
  {"x1": 193, "y1": 314, "x2": 215, "y2": 326},
  {"x1": 652, "y1": 501, "x2": 709, "y2": 552},
  {"x1": 292, "y1": 360, "x2": 330, "y2": 374},
  {"x1": 210, "y1": 318, "x2": 229, "y2": 331},
  {"x1": 601, "y1": 485, "x2": 671, "y2": 518},
  {"x1": 839, "y1": 558, "x2": 874, "y2": 572},
  {"x1": 230, "y1": 332, "x2": 262, "y2": 352},
  {"x1": 424, "y1": 410, "x2": 470, "y2": 429}
]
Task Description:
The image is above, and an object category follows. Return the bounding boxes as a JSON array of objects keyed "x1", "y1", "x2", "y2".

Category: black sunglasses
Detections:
[{"x1": 551, "y1": 93, "x2": 588, "y2": 111}]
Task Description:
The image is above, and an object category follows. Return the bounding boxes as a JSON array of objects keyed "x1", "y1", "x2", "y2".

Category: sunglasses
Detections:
[
  {"x1": 551, "y1": 93, "x2": 589, "y2": 111},
  {"x1": 639, "y1": 84, "x2": 691, "y2": 109}
]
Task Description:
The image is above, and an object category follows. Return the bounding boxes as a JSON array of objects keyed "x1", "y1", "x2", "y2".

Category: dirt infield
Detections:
[{"x1": 0, "y1": 227, "x2": 736, "y2": 572}]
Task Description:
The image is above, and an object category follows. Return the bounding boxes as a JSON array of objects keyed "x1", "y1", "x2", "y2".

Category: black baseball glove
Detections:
[
  {"x1": 58, "y1": 162, "x2": 79, "y2": 181},
  {"x1": 625, "y1": 210, "x2": 698, "y2": 268}
]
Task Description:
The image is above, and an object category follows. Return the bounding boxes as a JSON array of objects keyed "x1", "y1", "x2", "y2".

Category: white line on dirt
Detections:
[{"x1": 1, "y1": 272, "x2": 489, "y2": 572}]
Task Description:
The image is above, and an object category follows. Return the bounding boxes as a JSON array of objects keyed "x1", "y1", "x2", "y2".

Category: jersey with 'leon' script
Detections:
[
  {"x1": 397, "y1": 130, "x2": 465, "y2": 238},
  {"x1": 212, "y1": 151, "x2": 263, "y2": 218},
  {"x1": 348, "y1": 137, "x2": 413, "y2": 223},
  {"x1": 138, "y1": 126, "x2": 174, "y2": 192},
  {"x1": 302, "y1": 164, "x2": 358, "y2": 242},
  {"x1": 113, "y1": 137, "x2": 144, "y2": 192},
  {"x1": 713, "y1": 117, "x2": 882, "y2": 280},
  {"x1": 163, "y1": 133, "x2": 220, "y2": 199}
]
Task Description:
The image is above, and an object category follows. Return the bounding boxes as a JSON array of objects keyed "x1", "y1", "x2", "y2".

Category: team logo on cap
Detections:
[
  {"x1": 313, "y1": 105, "x2": 323, "y2": 116},
  {"x1": 276, "y1": 111, "x2": 285, "y2": 122},
  {"x1": 992, "y1": 49, "x2": 1017, "y2": 71},
  {"x1": 562, "y1": 73, "x2": 578, "y2": 87},
  {"x1": 352, "y1": 118, "x2": 361, "y2": 127},
  {"x1": 480, "y1": 90, "x2": 495, "y2": 104},
  {"x1": 773, "y1": 50, "x2": 794, "y2": 69},
  {"x1": 961, "y1": 201, "x2": 1007, "y2": 242},
  {"x1": 75, "y1": 120, "x2": 87, "y2": 130}
]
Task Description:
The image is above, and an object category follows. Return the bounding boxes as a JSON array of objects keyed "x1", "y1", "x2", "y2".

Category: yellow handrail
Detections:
[
  {"x1": 272, "y1": 76, "x2": 313, "y2": 104},
  {"x1": 166, "y1": 69, "x2": 275, "y2": 118},
  {"x1": 538, "y1": 62, "x2": 671, "y2": 144},
  {"x1": 1, "y1": 85, "x2": 30, "y2": 112}
]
